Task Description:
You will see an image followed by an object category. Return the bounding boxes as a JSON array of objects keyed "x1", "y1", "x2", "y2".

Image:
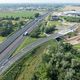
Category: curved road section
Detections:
[
  {"x1": 0, "y1": 11, "x2": 52, "y2": 65},
  {"x1": 0, "y1": 24, "x2": 78, "y2": 75},
  {"x1": 0, "y1": 12, "x2": 50, "y2": 54}
]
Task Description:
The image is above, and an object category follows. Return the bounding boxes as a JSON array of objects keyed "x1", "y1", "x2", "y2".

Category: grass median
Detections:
[
  {"x1": 12, "y1": 37, "x2": 37, "y2": 56},
  {"x1": 0, "y1": 36, "x2": 5, "y2": 43},
  {"x1": 0, "y1": 40, "x2": 58, "y2": 80}
]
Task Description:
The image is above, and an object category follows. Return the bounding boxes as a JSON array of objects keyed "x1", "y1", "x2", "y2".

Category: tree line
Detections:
[
  {"x1": 30, "y1": 21, "x2": 56, "y2": 38},
  {"x1": 32, "y1": 42, "x2": 80, "y2": 80},
  {"x1": 63, "y1": 16, "x2": 80, "y2": 22}
]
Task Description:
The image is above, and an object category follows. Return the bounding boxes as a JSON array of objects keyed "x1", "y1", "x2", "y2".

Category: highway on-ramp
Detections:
[
  {"x1": 0, "y1": 11, "x2": 52, "y2": 67},
  {"x1": 0, "y1": 24, "x2": 78, "y2": 75}
]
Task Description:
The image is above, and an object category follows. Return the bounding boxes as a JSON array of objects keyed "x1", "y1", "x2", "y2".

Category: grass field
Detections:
[
  {"x1": 0, "y1": 36, "x2": 5, "y2": 43},
  {"x1": 0, "y1": 11, "x2": 37, "y2": 18},
  {"x1": 1, "y1": 40, "x2": 58, "y2": 80},
  {"x1": 47, "y1": 21, "x2": 62, "y2": 27},
  {"x1": 12, "y1": 37, "x2": 37, "y2": 56},
  {"x1": 74, "y1": 44, "x2": 80, "y2": 49}
]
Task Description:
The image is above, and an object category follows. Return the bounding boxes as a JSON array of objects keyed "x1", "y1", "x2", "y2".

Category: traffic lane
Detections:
[
  {"x1": 0, "y1": 24, "x2": 78, "y2": 75},
  {"x1": 0, "y1": 12, "x2": 49, "y2": 53},
  {"x1": 0, "y1": 14, "x2": 49, "y2": 66},
  {"x1": 0, "y1": 19, "x2": 37, "y2": 53},
  {"x1": 0, "y1": 33, "x2": 62, "y2": 75},
  {"x1": 0, "y1": 18, "x2": 42, "y2": 61},
  {"x1": 0, "y1": 12, "x2": 53, "y2": 74},
  {"x1": 0, "y1": 26, "x2": 76, "y2": 64},
  {"x1": 0, "y1": 20, "x2": 40, "y2": 59},
  {"x1": 0, "y1": 17, "x2": 46, "y2": 67},
  {"x1": 0, "y1": 20, "x2": 35, "y2": 53},
  {"x1": 0, "y1": 20, "x2": 42, "y2": 67},
  {"x1": 0, "y1": 18, "x2": 42, "y2": 63},
  {"x1": 0, "y1": 35, "x2": 23, "y2": 61},
  {"x1": 0, "y1": 35, "x2": 25, "y2": 67},
  {"x1": 0, "y1": 25, "x2": 78, "y2": 75}
]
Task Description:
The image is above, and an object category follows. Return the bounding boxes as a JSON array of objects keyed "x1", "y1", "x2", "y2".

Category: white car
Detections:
[{"x1": 23, "y1": 31, "x2": 28, "y2": 36}]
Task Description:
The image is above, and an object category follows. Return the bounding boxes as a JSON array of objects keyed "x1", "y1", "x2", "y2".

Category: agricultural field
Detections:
[
  {"x1": 0, "y1": 10, "x2": 40, "y2": 37},
  {"x1": 0, "y1": 11, "x2": 38, "y2": 18},
  {"x1": 0, "y1": 40, "x2": 57, "y2": 80}
]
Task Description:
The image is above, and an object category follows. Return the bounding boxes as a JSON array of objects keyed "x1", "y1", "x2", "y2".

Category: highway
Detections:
[
  {"x1": 0, "y1": 11, "x2": 50, "y2": 54},
  {"x1": 0, "y1": 24, "x2": 78, "y2": 75},
  {"x1": 0, "y1": 11, "x2": 52, "y2": 67}
]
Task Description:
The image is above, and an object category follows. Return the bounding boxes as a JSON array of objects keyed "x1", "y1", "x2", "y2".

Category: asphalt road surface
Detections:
[
  {"x1": 0, "y1": 24, "x2": 78, "y2": 75},
  {"x1": 0, "y1": 11, "x2": 51, "y2": 54},
  {"x1": 0, "y1": 11, "x2": 52, "y2": 67}
]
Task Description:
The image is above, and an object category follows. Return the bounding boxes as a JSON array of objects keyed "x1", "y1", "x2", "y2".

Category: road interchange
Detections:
[
  {"x1": 0, "y1": 11, "x2": 52, "y2": 67},
  {"x1": 0, "y1": 24, "x2": 78, "y2": 75}
]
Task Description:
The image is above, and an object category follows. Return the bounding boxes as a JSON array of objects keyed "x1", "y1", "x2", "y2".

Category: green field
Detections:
[
  {"x1": 12, "y1": 37, "x2": 37, "y2": 56},
  {"x1": 1, "y1": 40, "x2": 58, "y2": 80},
  {"x1": 74, "y1": 44, "x2": 80, "y2": 49},
  {"x1": 0, "y1": 11, "x2": 37, "y2": 18},
  {"x1": 47, "y1": 21, "x2": 62, "y2": 27},
  {"x1": 0, "y1": 36, "x2": 5, "y2": 43}
]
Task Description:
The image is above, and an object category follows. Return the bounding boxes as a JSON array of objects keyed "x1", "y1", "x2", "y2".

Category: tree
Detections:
[
  {"x1": 30, "y1": 27, "x2": 41, "y2": 38},
  {"x1": 34, "y1": 13, "x2": 39, "y2": 18},
  {"x1": 45, "y1": 15, "x2": 51, "y2": 21},
  {"x1": 32, "y1": 74, "x2": 38, "y2": 80},
  {"x1": 61, "y1": 43, "x2": 73, "y2": 52},
  {"x1": 15, "y1": 17, "x2": 20, "y2": 20},
  {"x1": 32, "y1": 42, "x2": 80, "y2": 80},
  {"x1": 45, "y1": 26, "x2": 56, "y2": 34},
  {"x1": 64, "y1": 16, "x2": 80, "y2": 22},
  {"x1": 1, "y1": 21, "x2": 13, "y2": 36}
]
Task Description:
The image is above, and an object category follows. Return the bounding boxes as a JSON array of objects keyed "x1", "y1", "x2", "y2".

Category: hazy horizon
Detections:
[{"x1": 0, "y1": 0, "x2": 80, "y2": 4}]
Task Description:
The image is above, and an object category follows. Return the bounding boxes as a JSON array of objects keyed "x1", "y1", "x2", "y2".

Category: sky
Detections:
[{"x1": 0, "y1": 0, "x2": 80, "y2": 3}]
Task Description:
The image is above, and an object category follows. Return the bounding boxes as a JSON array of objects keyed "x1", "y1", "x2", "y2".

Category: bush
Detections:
[
  {"x1": 30, "y1": 27, "x2": 41, "y2": 38},
  {"x1": 45, "y1": 26, "x2": 56, "y2": 34},
  {"x1": 63, "y1": 16, "x2": 80, "y2": 22},
  {"x1": 32, "y1": 42, "x2": 80, "y2": 80},
  {"x1": 34, "y1": 13, "x2": 40, "y2": 18}
]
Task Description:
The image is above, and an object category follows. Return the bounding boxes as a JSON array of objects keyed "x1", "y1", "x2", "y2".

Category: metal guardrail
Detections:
[
  {"x1": 0, "y1": 12, "x2": 50, "y2": 54},
  {"x1": 0, "y1": 21, "x2": 78, "y2": 75},
  {"x1": 0, "y1": 20, "x2": 35, "y2": 53}
]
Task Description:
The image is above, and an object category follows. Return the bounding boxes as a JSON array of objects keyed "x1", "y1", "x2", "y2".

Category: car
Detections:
[{"x1": 23, "y1": 31, "x2": 28, "y2": 36}]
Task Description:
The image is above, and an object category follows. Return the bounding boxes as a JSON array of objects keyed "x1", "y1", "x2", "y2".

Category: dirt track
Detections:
[
  {"x1": 66, "y1": 35, "x2": 80, "y2": 45},
  {"x1": 63, "y1": 6, "x2": 80, "y2": 11}
]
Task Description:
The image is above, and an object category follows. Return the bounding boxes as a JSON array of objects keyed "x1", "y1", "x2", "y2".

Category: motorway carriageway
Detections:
[
  {"x1": 0, "y1": 11, "x2": 52, "y2": 70},
  {"x1": 0, "y1": 24, "x2": 78, "y2": 75}
]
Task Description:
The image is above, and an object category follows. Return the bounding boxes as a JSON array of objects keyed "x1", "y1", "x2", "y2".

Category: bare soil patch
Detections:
[
  {"x1": 66, "y1": 35, "x2": 80, "y2": 45},
  {"x1": 63, "y1": 6, "x2": 80, "y2": 11}
]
